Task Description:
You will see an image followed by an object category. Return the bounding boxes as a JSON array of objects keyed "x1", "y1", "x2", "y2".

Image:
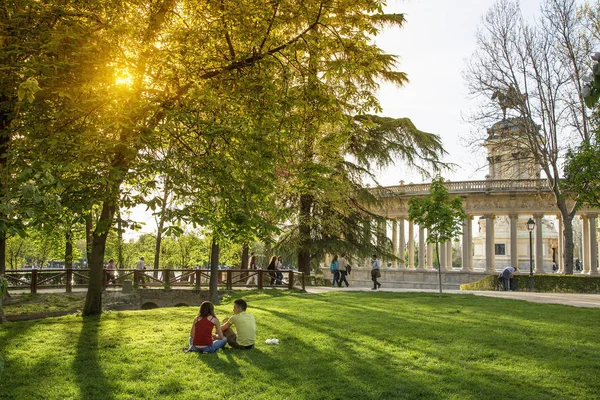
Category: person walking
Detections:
[
  {"x1": 246, "y1": 252, "x2": 258, "y2": 286},
  {"x1": 267, "y1": 256, "x2": 277, "y2": 285},
  {"x1": 136, "y1": 256, "x2": 146, "y2": 285},
  {"x1": 371, "y1": 254, "x2": 381, "y2": 290},
  {"x1": 275, "y1": 256, "x2": 284, "y2": 285},
  {"x1": 330, "y1": 255, "x2": 340, "y2": 287},
  {"x1": 338, "y1": 253, "x2": 350, "y2": 287},
  {"x1": 105, "y1": 259, "x2": 116, "y2": 288}
]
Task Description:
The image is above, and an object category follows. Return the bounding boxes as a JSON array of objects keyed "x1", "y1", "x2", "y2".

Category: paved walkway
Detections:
[{"x1": 304, "y1": 286, "x2": 600, "y2": 308}]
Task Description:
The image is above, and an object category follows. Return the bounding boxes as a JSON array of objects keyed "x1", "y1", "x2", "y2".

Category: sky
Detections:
[
  {"x1": 373, "y1": 0, "x2": 543, "y2": 186},
  {"x1": 128, "y1": 0, "x2": 548, "y2": 238}
]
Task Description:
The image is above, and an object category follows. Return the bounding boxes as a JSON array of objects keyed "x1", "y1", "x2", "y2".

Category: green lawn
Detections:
[{"x1": 1, "y1": 291, "x2": 599, "y2": 399}]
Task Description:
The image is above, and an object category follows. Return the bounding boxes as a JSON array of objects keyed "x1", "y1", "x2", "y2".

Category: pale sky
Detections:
[{"x1": 374, "y1": 0, "x2": 543, "y2": 186}]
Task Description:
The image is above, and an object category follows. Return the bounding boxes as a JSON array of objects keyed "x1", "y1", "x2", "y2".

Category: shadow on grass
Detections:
[
  {"x1": 73, "y1": 315, "x2": 117, "y2": 400},
  {"x1": 250, "y1": 293, "x2": 600, "y2": 399}
]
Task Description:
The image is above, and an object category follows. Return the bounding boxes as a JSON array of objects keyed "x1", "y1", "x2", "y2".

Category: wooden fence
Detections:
[{"x1": 2, "y1": 268, "x2": 305, "y2": 293}]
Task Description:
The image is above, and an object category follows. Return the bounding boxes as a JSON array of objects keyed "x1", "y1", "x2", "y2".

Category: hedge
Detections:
[{"x1": 460, "y1": 274, "x2": 600, "y2": 293}]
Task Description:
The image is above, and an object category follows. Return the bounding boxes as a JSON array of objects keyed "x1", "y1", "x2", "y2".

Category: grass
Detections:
[
  {"x1": 3, "y1": 293, "x2": 86, "y2": 315},
  {"x1": 1, "y1": 290, "x2": 599, "y2": 399}
]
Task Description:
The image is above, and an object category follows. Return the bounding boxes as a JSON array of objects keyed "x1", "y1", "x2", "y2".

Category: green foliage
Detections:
[
  {"x1": 460, "y1": 275, "x2": 502, "y2": 291},
  {"x1": 461, "y1": 274, "x2": 600, "y2": 293},
  {"x1": 408, "y1": 176, "x2": 466, "y2": 245},
  {"x1": 563, "y1": 141, "x2": 600, "y2": 210},
  {"x1": 1, "y1": 292, "x2": 600, "y2": 399}
]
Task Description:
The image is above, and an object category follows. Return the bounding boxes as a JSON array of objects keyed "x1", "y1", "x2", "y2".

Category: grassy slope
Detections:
[
  {"x1": 1, "y1": 291, "x2": 599, "y2": 400},
  {"x1": 3, "y1": 293, "x2": 87, "y2": 315}
]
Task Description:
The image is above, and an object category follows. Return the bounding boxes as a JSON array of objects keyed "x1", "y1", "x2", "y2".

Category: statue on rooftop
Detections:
[{"x1": 491, "y1": 85, "x2": 528, "y2": 120}]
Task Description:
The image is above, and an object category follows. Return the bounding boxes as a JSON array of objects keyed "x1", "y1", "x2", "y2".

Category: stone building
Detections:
[{"x1": 472, "y1": 119, "x2": 559, "y2": 270}]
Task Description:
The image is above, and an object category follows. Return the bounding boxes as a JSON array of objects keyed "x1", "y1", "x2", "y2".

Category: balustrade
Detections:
[{"x1": 1, "y1": 268, "x2": 305, "y2": 293}]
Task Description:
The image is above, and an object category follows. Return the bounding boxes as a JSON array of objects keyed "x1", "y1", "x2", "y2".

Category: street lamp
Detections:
[{"x1": 526, "y1": 217, "x2": 536, "y2": 292}]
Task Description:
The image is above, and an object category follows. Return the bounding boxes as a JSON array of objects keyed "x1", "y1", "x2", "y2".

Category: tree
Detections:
[
  {"x1": 408, "y1": 176, "x2": 466, "y2": 297},
  {"x1": 463, "y1": 0, "x2": 592, "y2": 274},
  {"x1": 0, "y1": 275, "x2": 7, "y2": 323}
]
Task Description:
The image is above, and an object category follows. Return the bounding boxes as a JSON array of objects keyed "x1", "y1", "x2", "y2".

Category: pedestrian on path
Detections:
[
  {"x1": 338, "y1": 253, "x2": 350, "y2": 287},
  {"x1": 330, "y1": 255, "x2": 340, "y2": 287},
  {"x1": 371, "y1": 254, "x2": 381, "y2": 290}
]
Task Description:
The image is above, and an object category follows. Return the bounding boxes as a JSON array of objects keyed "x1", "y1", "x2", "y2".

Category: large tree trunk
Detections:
[
  {"x1": 241, "y1": 243, "x2": 249, "y2": 269},
  {"x1": 557, "y1": 198, "x2": 576, "y2": 274},
  {"x1": 209, "y1": 237, "x2": 219, "y2": 304},
  {"x1": 116, "y1": 208, "x2": 125, "y2": 269},
  {"x1": 0, "y1": 232, "x2": 5, "y2": 275},
  {"x1": 153, "y1": 178, "x2": 170, "y2": 274},
  {"x1": 297, "y1": 193, "x2": 313, "y2": 275},
  {"x1": 83, "y1": 201, "x2": 116, "y2": 316},
  {"x1": 85, "y1": 213, "x2": 93, "y2": 269},
  {"x1": 65, "y1": 228, "x2": 73, "y2": 269}
]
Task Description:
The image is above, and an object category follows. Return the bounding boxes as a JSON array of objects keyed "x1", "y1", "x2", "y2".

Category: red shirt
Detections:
[{"x1": 192, "y1": 317, "x2": 215, "y2": 346}]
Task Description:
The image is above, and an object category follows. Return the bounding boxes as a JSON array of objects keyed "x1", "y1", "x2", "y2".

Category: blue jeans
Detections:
[
  {"x1": 188, "y1": 337, "x2": 227, "y2": 353},
  {"x1": 332, "y1": 270, "x2": 340, "y2": 287}
]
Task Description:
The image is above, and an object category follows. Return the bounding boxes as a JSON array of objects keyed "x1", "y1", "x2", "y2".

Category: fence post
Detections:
[
  {"x1": 195, "y1": 270, "x2": 201, "y2": 289},
  {"x1": 226, "y1": 270, "x2": 232, "y2": 290},
  {"x1": 66, "y1": 268, "x2": 72, "y2": 293},
  {"x1": 258, "y1": 270, "x2": 263, "y2": 290},
  {"x1": 301, "y1": 272, "x2": 305, "y2": 291},
  {"x1": 31, "y1": 269, "x2": 38, "y2": 294},
  {"x1": 288, "y1": 271, "x2": 294, "y2": 290},
  {"x1": 164, "y1": 269, "x2": 170, "y2": 289}
]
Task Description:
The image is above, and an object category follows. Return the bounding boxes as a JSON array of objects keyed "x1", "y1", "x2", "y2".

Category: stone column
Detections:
[
  {"x1": 426, "y1": 239, "x2": 433, "y2": 269},
  {"x1": 509, "y1": 214, "x2": 518, "y2": 269},
  {"x1": 589, "y1": 214, "x2": 598, "y2": 275},
  {"x1": 379, "y1": 219, "x2": 388, "y2": 267},
  {"x1": 535, "y1": 214, "x2": 544, "y2": 273},
  {"x1": 462, "y1": 216, "x2": 472, "y2": 271},
  {"x1": 392, "y1": 219, "x2": 399, "y2": 267},
  {"x1": 446, "y1": 241, "x2": 453, "y2": 269},
  {"x1": 582, "y1": 215, "x2": 590, "y2": 274},
  {"x1": 485, "y1": 215, "x2": 496, "y2": 273},
  {"x1": 418, "y1": 226, "x2": 425, "y2": 269},
  {"x1": 557, "y1": 215, "x2": 564, "y2": 273},
  {"x1": 398, "y1": 218, "x2": 406, "y2": 268},
  {"x1": 440, "y1": 240, "x2": 447, "y2": 270},
  {"x1": 468, "y1": 216, "x2": 474, "y2": 271},
  {"x1": 408, "y1": 221, "x2": 415, "y2": 268}
]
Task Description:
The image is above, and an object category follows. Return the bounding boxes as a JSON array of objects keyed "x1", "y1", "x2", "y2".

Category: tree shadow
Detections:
[{"x1": 72, "y1": 315, "x2": 116, "y2": 400}]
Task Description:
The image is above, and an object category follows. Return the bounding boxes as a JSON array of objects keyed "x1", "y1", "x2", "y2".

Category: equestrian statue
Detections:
[{"x1": 491, "y1": 85, "x2": 528, "y2": 120}]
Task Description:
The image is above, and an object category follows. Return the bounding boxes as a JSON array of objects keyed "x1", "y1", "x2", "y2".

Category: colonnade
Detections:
[{"x1": 379, "y1": 213, "x2": 599, "y2": 275}]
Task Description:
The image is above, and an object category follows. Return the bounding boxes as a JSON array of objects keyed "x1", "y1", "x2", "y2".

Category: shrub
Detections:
[{"x1": 461, "y1": 274, "x2": 600, "y2": 293}]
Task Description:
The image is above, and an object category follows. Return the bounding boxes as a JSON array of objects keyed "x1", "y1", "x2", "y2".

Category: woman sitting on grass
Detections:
[{"x1": 186, "y1": 301, "x2": 227, "y2": 353}]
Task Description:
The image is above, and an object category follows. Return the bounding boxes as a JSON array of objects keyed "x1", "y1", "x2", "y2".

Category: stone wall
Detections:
[
  {"x1": 103, "y1": 289, "x2": 213, "y2": 310},
  {"x1": 321, "y1": 267, "x2": 492, "y2": 290}
]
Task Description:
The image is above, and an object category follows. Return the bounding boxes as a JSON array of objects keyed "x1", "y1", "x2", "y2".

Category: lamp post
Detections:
[{"x1": 526, "y1": 217, "x2": 536, "y2": 292}]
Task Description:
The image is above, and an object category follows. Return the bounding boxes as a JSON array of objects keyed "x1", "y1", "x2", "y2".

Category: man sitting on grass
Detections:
[{"x1": 222, "y1": 299, "x2": 256, "y2": 350}]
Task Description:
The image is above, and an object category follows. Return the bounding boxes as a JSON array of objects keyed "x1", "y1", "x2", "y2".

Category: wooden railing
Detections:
[
  {"x1": 372, "y1": 179, "x2": 551, "y2": 197},
  {"x1": 2, "y1": 268, "x2": 305, "y2": 293}
]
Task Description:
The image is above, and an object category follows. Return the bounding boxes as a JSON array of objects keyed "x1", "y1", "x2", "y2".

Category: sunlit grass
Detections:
[
  {"x1": 4, "y1": 293, "x2": 86, "y2": 314},
  {"x1": 1, "y1": 291, "x2": 599, "y2": 399}
]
